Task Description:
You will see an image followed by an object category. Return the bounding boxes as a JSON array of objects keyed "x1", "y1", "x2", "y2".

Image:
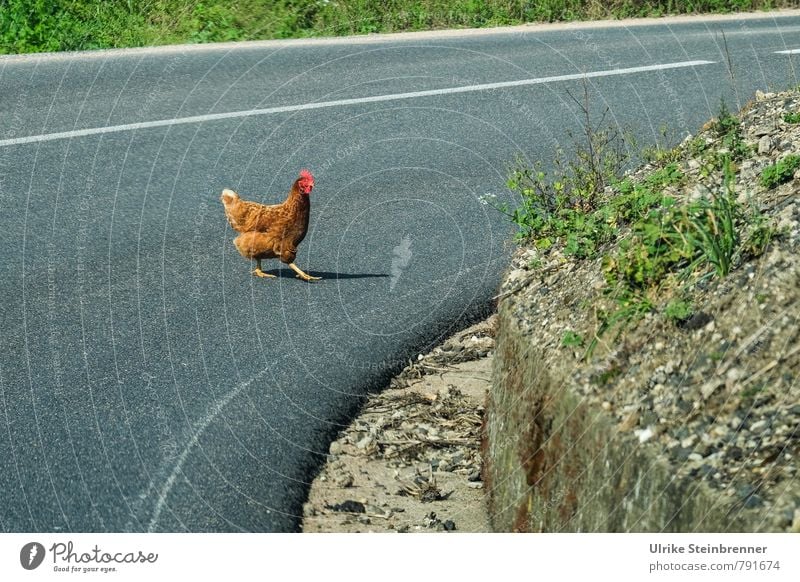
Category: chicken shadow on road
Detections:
[{"x1": 263, "y1": 268, "x2": 390, "y2": 281}]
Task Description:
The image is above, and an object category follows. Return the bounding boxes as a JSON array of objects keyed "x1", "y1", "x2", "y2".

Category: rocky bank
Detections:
[{"x1": 485, "y1": 88, "x2": 800, "y2": 532}]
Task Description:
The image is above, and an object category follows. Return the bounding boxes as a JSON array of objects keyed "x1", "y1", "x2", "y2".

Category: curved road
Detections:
[{"x1": 1, "y1": 12, "x2": 798, "y2": 531}]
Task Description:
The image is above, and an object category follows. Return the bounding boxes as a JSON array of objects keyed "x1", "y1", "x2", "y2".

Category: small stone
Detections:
[
  {"x1": 326, "y1": 500, "x2": 366, "y2": 513},
  {"x1": 726, "y1": 447, "x2": 743, "y2": 461},
  {"x1": 443, "y1": 520, "x2": 456, "y2": 531},
  {"x1": 775, "y1": 509, "x2": 795, "y2": 529},
  {"x1": 507, "y1": 268, "x2": 527, "y2": 284},
  {"x1": 635, "y1": 427, "x2": 655, "y2": 443},
  {"x1": 467, "y1": 481, "x2": 484, "y2": 489},
  {"x1": 329, "y1": 441, "x2": 343, "y2": 455},
  {"x1": 736, "y1": 483, "x2": 764, "y2": 509},
  {"x1": 726, "y1": 368, "x2": 743, "y2": 382},
  {"x1": 791, "y1": 509, "x2": 800, "y2": 533},
  {"x1": 749, "y1": 420, "x2": 769, "y2": 434},
  {"x1": 699, "y1": 464, "x2": 715, "y2": 478},
  {"x1": 688, "y1": 453, "x2": 704, "y2": 462},
  {"x1": 712, "y1": 425, "x2": 730, "y2": 438},
  {"x1": 743, "y1": 494, "x2": 764, "y2": 509},
  {"x1": 619, "y1": 410, "x2": 639, "y2": 432},
  {"x1": 356, "y1": 435, "x2": 374, "y2": 450},
  {"x1": 690, "y1": 183, "x2": 711, "y2": 201},
  {"x1": 672, "y1": 447, "x2": 692, "y2": 462},
  {"x1": 333, "y1": 472, "x2": 354, "y2": 488},
  {"x1": 681, "y1": 312, "x2": 713, "y2": 331},
  {"x1": 601, "y1": 401, "x2": 612, "y2": 411},
  {"x1": 701, "y1": 379, "x2": 722, "y2": 400},
  {"x1": 651, "y1": 369, "x2": 667, "y2": 385},
  {"x1": 365, "y1": 504, "x2": 391, "y2": 518},
  {"x1": 758, "y1": 135, "x2": 773, "y2": 154}
]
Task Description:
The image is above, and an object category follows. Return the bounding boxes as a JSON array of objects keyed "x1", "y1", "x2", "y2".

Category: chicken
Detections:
[{"x1": 221, "y1": 169, "x2": 321, "y2": 281}]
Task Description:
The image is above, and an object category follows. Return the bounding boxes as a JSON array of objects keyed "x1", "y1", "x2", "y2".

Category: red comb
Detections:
[{"x1": 299, "y1": 169, "x2": 313, "y2": 181}]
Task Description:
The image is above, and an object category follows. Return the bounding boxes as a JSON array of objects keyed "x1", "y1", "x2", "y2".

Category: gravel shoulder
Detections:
[{"x1": 302, "y1": 318, "x2": 496, "y2": 533}]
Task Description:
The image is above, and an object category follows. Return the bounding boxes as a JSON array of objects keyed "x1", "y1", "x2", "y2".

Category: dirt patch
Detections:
[{"x1": 302, "y1": 317, "x2": 496, "y2": 533}]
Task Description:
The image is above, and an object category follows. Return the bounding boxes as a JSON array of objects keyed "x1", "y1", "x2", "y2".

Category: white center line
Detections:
[
  {"x1": 775, "y1": 48, "x2": 800, "y2": 54},
  {"x1": 0, "y1": 60, "x2": 715, "y2": 148}
]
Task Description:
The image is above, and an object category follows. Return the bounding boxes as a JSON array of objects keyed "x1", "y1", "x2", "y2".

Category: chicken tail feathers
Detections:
[
  {"x1": 220, "y1": 188, "x2": 239, "y2": 206},
  {"x1": 221, "y1": 189, "x2": 244, "y2": 230}
]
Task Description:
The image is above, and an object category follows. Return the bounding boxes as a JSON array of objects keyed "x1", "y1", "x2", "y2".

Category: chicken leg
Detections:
[
  {"x1": 289, "y1": 262, "x2": 321, "y2": 282},
  {"x1": 252, "y1": 259, "x2": 276, "y2": 279}
]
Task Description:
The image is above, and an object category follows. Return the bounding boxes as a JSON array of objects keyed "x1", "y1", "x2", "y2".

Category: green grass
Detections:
[
  {"x1": 0, "y1": 1, "x2": 792, "y2": 54},
  {"x1": 713, "y1": 99, "x2": 752, "y2": 160},
  {"x1": 784, "y1": 112, "x2": 800, "y2": 124},
  {"x1": 664, "y1": 298, "x2": 693, "y2": 323},
  {"x1": 500, "y1": 98, "x2": 779, "y2": 358},
  {"x1": 561, "y1": 330, "x2": 585, "y2": 348},
  {"x1": 760, "y1": 154, "x2": 800, "y2": 189}
]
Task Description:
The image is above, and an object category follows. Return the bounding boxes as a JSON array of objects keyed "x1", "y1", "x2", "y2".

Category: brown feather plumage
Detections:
[{"x1": 221, "y1": 172, "x2": 313, "y2": 268}]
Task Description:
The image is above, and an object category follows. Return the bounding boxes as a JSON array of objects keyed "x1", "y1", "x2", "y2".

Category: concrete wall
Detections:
[{"x1": 483, "y1": 299, "x2": 751, "y2": 532}]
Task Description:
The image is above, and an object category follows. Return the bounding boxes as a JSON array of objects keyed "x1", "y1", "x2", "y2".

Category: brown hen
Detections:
[{"x1": 221, "y1": 169, "x2": 320, "y2": 281}]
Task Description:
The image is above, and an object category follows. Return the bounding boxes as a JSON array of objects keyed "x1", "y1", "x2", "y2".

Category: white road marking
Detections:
[
  {"x1": 775, "y1": 48, "x2": 800, "y2": 54},
  {"x1": 1, "y1": 60, "x2": 714, "y2": 149},
  {"x1": 148, "y1": 367, "x2": 269, "y2": 531}
]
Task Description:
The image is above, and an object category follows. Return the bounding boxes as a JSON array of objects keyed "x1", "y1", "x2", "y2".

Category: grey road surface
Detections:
[{"x1": 1, "y1": 13, "x2": 798, "y2": 531}]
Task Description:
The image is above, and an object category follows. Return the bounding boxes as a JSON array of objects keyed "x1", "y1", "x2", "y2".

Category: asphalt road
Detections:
[{"x1": 1, "y1": 12, "x2": 798, "y2": 532}]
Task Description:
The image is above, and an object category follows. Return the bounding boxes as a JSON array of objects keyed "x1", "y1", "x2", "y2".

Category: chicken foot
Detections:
[
  {"x1": 252, "y1": 259, "x2": 276, "y2": 279},
  {"x1": 289, "y1": 262, "x2": 321, "y2": 282}
]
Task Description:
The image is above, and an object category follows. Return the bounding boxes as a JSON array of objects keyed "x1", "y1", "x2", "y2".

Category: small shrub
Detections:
[
  {"x1": 502, "y1": 84, "x2": 629, "y2": 257},
  {"x1": 739, "y1": 206, "x2": 777, "y2": 260},
  {"x1": 561, "y1": 330, "x2": 584, "y2": 348},
  {"x1": 664, "y1": 298, "x2": 694, "y2": 324},
  {"x1": 760, "y1": 155, "x2": 800, "y2": 189},
  {"x1": 645, "y1": 163, "x2": 684, "y2": 188},
  {"x1": 740, "y1": 383, "x2": 765, "y2": 402},
  {"x1": 591, "y1": 365, "x2": 622, "y2": 386},
  {"x1": 713, "y1": 100, "x2": 750, "y2": 160},
  {"x1": 688, "y1": 136, "x2": 708, "y2": 157},
  {"x1": 783, "y1": 112, "x2": 800, "y2": 124}
]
